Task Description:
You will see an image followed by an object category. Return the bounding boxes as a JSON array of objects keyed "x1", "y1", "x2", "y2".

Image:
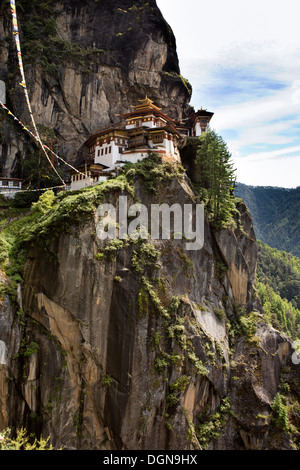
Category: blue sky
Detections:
[{"x1": 156, "y1": 0, "x2": 300, "y2": 188}]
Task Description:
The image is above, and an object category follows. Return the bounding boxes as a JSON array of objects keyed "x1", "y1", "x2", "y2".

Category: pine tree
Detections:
[
  {"x1": 271, "y1": 393, "x2": 290, "y2": 432},
  {"x1": 195, "y1": 130, "x2": 236, "y2": 228}
]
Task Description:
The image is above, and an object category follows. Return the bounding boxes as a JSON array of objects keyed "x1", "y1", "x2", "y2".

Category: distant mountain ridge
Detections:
[{"x1": 235, "y1": 182, "x2": 300, "y2": 257}]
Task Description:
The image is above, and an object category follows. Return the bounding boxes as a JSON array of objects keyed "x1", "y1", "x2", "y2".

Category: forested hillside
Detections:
[
  {"x1": 235, "y1": 183, "x2": 300, "y2": 257},
  {"x1": 257, "y1": 241, "x2": 300, "y2": 339},
  {"x1": 257, "y1": 241, "x2": 300, "y2": 309},
  {"x1": 234, "y1": 183, "x2": 300, "y2": 338}
]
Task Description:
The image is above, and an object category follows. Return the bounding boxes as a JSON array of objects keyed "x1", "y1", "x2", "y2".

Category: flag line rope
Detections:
[{"x1": 9, "y1": 0, "x2": 66, "y2": 186}]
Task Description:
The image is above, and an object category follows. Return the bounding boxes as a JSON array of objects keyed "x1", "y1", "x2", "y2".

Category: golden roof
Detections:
[{"x1": 132, "y1": 96, "x2": 162, "y2": 112}]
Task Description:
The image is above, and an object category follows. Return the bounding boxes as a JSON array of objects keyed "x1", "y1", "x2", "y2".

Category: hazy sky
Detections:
[{"x1": 156, "y1": 0, "x2": 300, "y2": 188}]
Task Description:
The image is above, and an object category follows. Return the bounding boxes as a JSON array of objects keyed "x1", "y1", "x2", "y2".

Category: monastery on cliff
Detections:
[{"x1": 70, "y1": 97, "x2": 213, "y2": 191}]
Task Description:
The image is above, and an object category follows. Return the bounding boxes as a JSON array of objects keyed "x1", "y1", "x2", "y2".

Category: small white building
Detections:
[
  {"x1": 0, "y1": 178, "x2": 24, "y2": 198},
  {"x1": 190, "y1": 109, "x2": 214, "y2": 137},
  {"x1": 69, "y1": 160, "x2": 110, "y2": 191}
]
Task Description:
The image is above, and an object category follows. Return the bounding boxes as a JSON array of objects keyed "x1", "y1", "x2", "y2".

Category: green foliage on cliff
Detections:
[
  {"x1": 231, "y1": 310, "x2": 261, "y2": 346},
  {"x1": 161, "y1": 71, "x2": 192, "y2": 96},
  {"x1": 0, "y1": 208, "x2": 32, "y2": 304},
  {"x1": 25, "y1": 37, "x2": 105, "y2": 75},
  {"x1": 0, "y1": 428, "x2": 54, "y2": 450},
  {"x1": 7, "y1": 0, "x2": 106, "y2": 76},
  {"x1": 130, "y1": 241, "x2": 209, "y2": 379},
  {"x1": 196, "y1": 397, "x2": 233, "y2": 449},
  {"x1": 2, "y1": 155, "x2": 299, "y2": 350},
  {"x1": 271, "y1": 393, "x2": 298, "y2": 434},
  {"x1": 0, "y1": 155, "x2": 183, "y2": 294},
  {"x1": 122, "y1": 153, "x2": 185, "y2": 192},
  {"x1": 0, "y1": 155, "x2": 183, "y2": 309},
  {"x1": 20, "y1": 176, "x2": 134, "y2": 241},
  {"x1": 0, "y1": 176, "x2": 134, "y2": 307}
]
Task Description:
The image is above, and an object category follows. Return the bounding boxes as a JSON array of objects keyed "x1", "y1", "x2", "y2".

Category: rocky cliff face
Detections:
[
  {"x1": 0, "y1": 0, "x2": 191, "y2": 177},
  {"x1": 0, "y1": 0, "x2": 299, "y2": 452},
  {"x1": 0, "y1": 165, "x2": 299, "y2": 450}
]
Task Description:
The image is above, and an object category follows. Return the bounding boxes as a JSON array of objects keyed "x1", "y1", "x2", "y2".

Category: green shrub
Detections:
[
  {"x1": 44, "y1": 16, "x2": 57, "y2": 37},
  {"x1": 271, "y1": 393, "x2": 295, "y2": 433},
  {"x1": 0, "y1": 428, "x2": 54, "y2": 450},
  {"x1": 31, "y1": 190, "x2": 56, "y2": 214},
  {"x1": 24, "y1": 341, "x2": 39, "y2": 357},
  {"x1": 102, "y1": 374, "x2": 113, "y2": 387},
  {"x1": 213, "y1": 307, "x2": 226, "y2": 322},
  {"x1": 122, "y1": 154, "x2": 185, "y2": 193},
  {"x1": 196, "y1": 397, "x2": 233, "y2": 449}
]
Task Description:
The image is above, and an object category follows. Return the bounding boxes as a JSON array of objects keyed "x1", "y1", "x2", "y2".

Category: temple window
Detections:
[{"x1": 152, "y1": 133, "x2": 163, "y2": 143}]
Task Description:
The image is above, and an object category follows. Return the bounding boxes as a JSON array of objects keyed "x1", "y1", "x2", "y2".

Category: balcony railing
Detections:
[{"x1": 128, "y1": 138, "x2": 147, "y2": 149}]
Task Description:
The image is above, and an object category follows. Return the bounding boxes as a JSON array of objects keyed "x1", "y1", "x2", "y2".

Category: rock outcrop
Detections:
[
  {"x1": 0, "y1": 167, "x2": 299, "y2": 450},
  {"x1": 0, "y1": 0, "x2": 192, "y2": 176}
]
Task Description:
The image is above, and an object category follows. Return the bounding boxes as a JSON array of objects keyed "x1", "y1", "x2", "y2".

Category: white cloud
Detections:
[
  {"x1": 212, "y1": 84, "x2": 300, "y2": 134},
  {"x1": 238, "y1": 145, "x2": 300, "y2": 163},
  {"x1": 157, "y1": 0, "x2": 300, "y2": 61},
  {"x1": 292, "y1": 81, "x2": 300, "y2": 105},
  {"x1": 235, "y1": 154, "x2": 300, "y2": 188},
  {"x1": 213, "y1": 91, "x2": 295, "y2": 130},
  {"x1": 156, "y1": 0, "x2": 300, "y2": 187}
]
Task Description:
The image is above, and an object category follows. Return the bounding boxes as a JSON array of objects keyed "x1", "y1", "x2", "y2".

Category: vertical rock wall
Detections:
[{"x1": 0, "y1": 0, "x2": 192, "y2": 175}]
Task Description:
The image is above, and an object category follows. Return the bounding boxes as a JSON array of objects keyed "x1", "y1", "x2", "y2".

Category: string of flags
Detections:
[
  {"x1": 0, "y1": 100, "x2": 102, "y2": 193},
  {"x1": 0, "y1": 102, "x2": 87, "y2": 179},
  {"x1": 0, "y1": 185, "x2": 66, "y2": 195},
  {"x1": 0, "y1": 1, "x2": 98, "y2": 195},
  {"x1": 9, "y1": 0, "x2": 66, "y2": 187}
]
